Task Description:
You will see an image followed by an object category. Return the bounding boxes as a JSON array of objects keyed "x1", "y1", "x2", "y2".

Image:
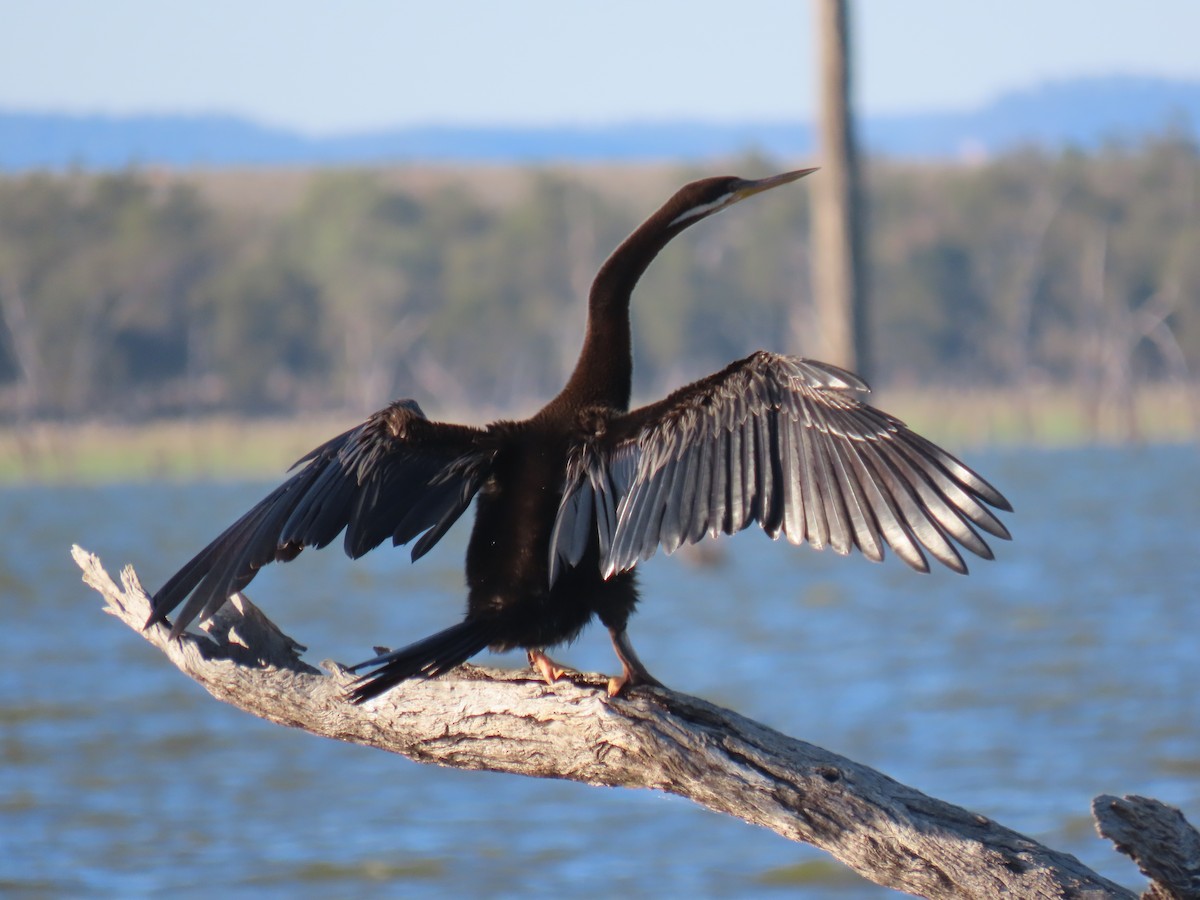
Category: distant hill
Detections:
[
  {"x1": 862, "y1": 76, "x2": 1200, "y2": 157},
  {"x1": 2, "y1": 76, "x2": 1198, "y2": 171}
]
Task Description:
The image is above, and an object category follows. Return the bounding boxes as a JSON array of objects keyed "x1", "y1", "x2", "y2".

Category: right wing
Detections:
[
  {"x1": 551, "y1": 352, "x2": 1011, "y2": 584},
  {"x1": 147, "y1": 400, "x2": 493, "y2": 638}
]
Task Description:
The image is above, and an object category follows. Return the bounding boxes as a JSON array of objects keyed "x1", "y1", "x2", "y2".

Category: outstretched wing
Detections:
[
  {"x1": 148, "y1": 400, "x2": 493, "y2": 638},
  {"x1": 551, "y1": 351, "x2": 1011, "y2": 584}
]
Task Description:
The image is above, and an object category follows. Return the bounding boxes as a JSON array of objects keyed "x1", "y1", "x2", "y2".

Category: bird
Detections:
[{"x1": 146, "y1": 167, "x2": 1012, "y2": 703}]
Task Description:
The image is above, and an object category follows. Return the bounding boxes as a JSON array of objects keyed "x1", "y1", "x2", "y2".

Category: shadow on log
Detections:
[{"x1": 74, "y1": 545, "x2": 1197, "y2": 898}]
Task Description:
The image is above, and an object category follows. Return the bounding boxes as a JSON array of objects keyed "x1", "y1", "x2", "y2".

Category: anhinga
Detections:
[{"x1": 147, "y1": 168, "x2": 1012, "y2": 702}]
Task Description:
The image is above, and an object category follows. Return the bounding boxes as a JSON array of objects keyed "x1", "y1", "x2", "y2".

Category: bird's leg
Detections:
[
  {"x1": 527, "y1": 648, "x2": 574, "y2": 685},
  {"x1": 606, "y1": 627, "x2": 665, "y2": 697}
]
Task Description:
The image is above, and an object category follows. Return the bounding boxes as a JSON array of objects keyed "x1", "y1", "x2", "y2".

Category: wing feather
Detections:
[
  {"x1": 550, "y1": 351, "x2": 1011, "y2": 584},
  {"x1": 755, "y1": 411, "x2": 783, "y2": 538},
  {"x1": 824, "y1": 425, "x2": 883, "y2": 561},
  {"x1": 795, "y1": 402, "x2": 829, "y2": 549},
  {"x1": 148, "y1": 400, "x2": 491, "y2": 637},
  {"x1": 686, "y1": 427, "x2": 714, "y2": 544},
  {"x1": 659, "y1": 436, "x2": 691, "y2": 555},
  {"x1": 809, "y1": 411, "x2": 851, "y2": 553}
]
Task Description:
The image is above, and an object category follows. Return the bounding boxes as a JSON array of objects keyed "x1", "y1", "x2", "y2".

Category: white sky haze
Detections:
[{"x1": 2, "y1": 1, "x2": 1199, "y2": 134}]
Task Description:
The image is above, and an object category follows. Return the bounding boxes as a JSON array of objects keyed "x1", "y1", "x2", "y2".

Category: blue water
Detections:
[{"x1": 2, "y1": 444, "x2": 1198, "y2": 897}]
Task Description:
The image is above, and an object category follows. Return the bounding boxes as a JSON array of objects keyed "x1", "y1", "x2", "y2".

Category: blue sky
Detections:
[{"x1": 4, "y1": 0, "x2": 1200, "y2": 134}]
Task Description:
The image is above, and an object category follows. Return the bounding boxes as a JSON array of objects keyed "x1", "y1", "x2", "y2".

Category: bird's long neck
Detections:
[{"x1": 556, "y1": 204, "x2": 690, "y2": 410}]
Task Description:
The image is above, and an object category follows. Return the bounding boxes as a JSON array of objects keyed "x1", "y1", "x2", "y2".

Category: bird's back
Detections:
[{"x1": 463, "y1": 414, "x2": 632, "y2": 649}]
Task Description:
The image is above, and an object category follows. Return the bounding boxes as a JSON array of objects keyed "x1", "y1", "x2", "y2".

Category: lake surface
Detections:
[{"x1": 2, "y1": 444, "x2": 1198, "y2": 897}]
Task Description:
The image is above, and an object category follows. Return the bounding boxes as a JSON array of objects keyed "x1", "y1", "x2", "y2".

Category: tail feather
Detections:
[{"x1": 347, "y1": 620, "x2": 493, "y2": 703}]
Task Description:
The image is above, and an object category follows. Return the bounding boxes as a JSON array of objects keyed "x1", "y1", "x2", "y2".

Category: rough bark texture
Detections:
[
  {"x1": 1093, "y1": 796, "x2": 1200, "y2": 900},
  {"x1": 75, "y1": 545, "x2": 1195, "y2": 898}
]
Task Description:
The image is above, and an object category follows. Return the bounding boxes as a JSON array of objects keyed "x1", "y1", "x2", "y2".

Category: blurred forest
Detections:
[{"x1": 1, "y1": 132, "x2": 1197, "y2": 440}]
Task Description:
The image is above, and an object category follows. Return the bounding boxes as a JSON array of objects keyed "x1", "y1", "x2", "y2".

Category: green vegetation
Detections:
[
  {"x1": 2, "y1": 384, "x2": 1192, "y2": 485},
  {"x1": 1, "y1": 135, "x2": 1197, "y2": 483},
  {"x1": 0, "y1": 415, "x2": 356, "y2": 484}
]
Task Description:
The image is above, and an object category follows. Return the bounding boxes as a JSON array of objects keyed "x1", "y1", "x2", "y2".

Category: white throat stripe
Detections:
[{"x1": 668, "y1": 192, "x2": 734, "y2": 228}]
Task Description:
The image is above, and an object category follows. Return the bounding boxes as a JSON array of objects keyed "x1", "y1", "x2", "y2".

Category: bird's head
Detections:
[{"x1": 667, "y1": 168, "x2": 818, "y2": 230}]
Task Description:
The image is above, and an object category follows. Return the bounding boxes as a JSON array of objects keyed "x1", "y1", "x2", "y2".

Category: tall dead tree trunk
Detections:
[{"x1": 811, "y1": 0, "x2": 869, "y2": 377}]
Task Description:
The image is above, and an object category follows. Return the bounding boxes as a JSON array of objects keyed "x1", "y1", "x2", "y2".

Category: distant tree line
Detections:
[{"x1": 0, "y1": 132, "x2": 1196, "y2": 423}]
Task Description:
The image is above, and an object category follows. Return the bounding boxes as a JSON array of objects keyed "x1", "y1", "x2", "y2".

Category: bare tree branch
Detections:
[
  {"x1": 1093, "y1": 796, "x2": 1200, "y2": 900},
  {"x1": 77, "y1": 544, "x2": 1177, "y2": 898}
]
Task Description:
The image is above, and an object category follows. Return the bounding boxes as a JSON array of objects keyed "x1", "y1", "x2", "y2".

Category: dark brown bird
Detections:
[{"x1": 147, "y1": 168, "x2": 1012, "y2": 701}]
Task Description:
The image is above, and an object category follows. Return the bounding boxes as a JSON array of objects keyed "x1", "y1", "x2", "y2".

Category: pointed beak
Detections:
[
  {"x1": 731, "y1": 167, "x2": 818, "y2": 201},
  {"x1": 668, "y1": 167, "x2": 818, "y2": 229}
]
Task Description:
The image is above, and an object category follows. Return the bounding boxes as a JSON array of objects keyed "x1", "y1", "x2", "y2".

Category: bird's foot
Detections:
[
  {"x1": 606, "y1": 627, "x2": 665, "y2": 697},
  {"x1": 606, "y1": 663, "x2": 665, "y2": 697},
  {"x1": 527, "y1": 648, "x2": 575, "y2": 685},
  {"x1": 607, "y1": 670, "x2": 634, "y2": 697}
]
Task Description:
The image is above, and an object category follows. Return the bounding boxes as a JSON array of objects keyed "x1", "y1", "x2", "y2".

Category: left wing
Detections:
[
  {"x1": 148, "y1": 400, "x2": 493, "y2": 638},
  {"x1": 550, "y1": 351, "x2": 1011, "y2": 585}
]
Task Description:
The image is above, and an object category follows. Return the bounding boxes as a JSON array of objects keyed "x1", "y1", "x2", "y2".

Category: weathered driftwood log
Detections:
[{"x1": 74, "y1": 545, "x2": 1195, "y2": 898}]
